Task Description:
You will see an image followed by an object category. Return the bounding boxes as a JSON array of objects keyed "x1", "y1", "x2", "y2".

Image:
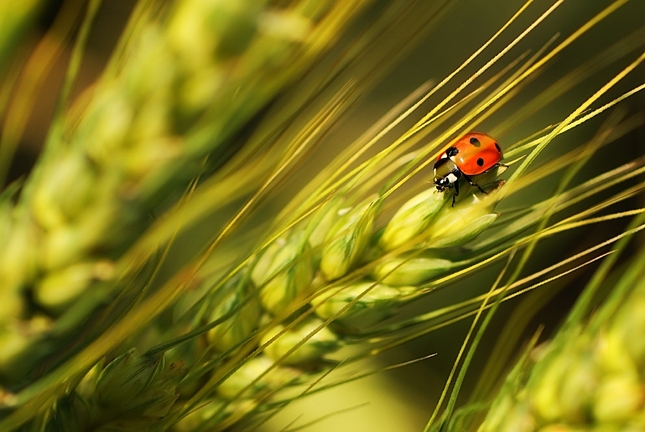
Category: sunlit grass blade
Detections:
[{"x1": 2, "y1": 1, "x2": 645, "y2": 431}]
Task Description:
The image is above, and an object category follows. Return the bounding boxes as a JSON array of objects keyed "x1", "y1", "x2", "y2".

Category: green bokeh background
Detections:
[{"x1": 11, "y1": 1, "x2": 645, "y2": 431}]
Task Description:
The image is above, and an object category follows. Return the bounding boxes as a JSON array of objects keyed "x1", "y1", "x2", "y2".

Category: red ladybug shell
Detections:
[{"x1": 437, "y1": 132, "x2": 502, "y2": 176}]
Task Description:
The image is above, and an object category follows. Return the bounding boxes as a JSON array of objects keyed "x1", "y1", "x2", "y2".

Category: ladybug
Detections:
[{"x1": 433, "y1": 132, "x2": 503, "y2": 206}]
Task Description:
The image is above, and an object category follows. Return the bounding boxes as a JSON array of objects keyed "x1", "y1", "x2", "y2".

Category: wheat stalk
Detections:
[
  {"x1": 473, "y1": 213, "x2": 645, "y2": 432},
  {"x1": 0, "y1": 1, "x2": 644, "y2": 431}
]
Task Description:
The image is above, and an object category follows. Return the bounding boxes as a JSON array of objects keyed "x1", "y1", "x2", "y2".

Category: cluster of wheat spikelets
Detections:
[{"x1": 0, "y1": 1, "x2": 644, "y2": 431}]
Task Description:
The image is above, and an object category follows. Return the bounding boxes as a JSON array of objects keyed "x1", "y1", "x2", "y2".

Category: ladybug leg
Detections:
[
  {"x1": 451, "y1": 180, "x2": 459, "y2": 207},
  {"x1": 462, "y1": 173, "x2": 487, "y2": 195}
]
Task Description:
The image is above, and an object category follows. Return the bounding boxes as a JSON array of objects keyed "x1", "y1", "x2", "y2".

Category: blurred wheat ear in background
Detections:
[{"x1": 0, "y1": 0, "x2": 644, "y2": 431}]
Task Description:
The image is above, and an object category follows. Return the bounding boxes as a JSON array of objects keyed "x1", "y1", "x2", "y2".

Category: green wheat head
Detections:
[{"x1": 0, "y1": 1, "x2": 644, "y2": 431}]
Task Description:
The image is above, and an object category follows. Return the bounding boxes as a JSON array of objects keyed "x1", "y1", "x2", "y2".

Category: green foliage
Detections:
[{"x1": 0, "y1": 1, "x2": 644, "y2": 431}]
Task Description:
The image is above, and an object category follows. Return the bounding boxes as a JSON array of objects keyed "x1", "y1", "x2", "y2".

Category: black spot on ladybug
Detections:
[
  {"x1": 494, "y1": 142, "x2": 501, "y2": 152},
  {"x1": 476, "y1": 157, "x2": 485, "y2": 167},
  {"x1": 446, "y1": 146, "x2": 459, "y2": 157},
  {"x1": 469, "y1": 137, "x2": 481, "y2": 147}
]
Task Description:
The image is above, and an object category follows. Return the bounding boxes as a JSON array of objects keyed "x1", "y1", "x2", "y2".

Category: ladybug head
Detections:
[
  {"x1": 433, "y1": 157, "x2": 461, "y2": 191},
  {"x1": 434, "y1": 175, "x2": 452, "y2": 191}
]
